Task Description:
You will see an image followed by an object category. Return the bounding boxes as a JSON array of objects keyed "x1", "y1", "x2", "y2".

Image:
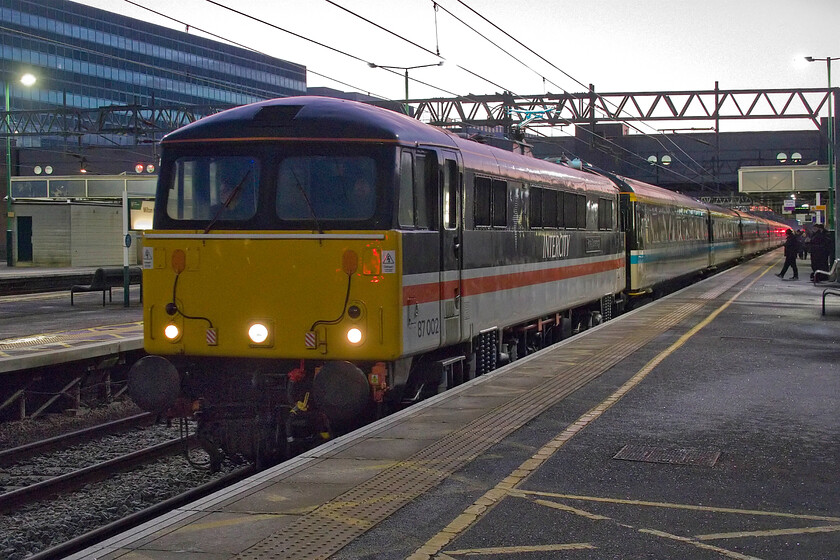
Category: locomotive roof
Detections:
[
  {"x1": 161, "y1": 96, "x2": 618, "y2": 194},
  {"x1": 620, "y1": 176, "x2": 707, "y2": 210},
  {"x1": 161, "y1": 96, "x2": 460, "y2": 146}
]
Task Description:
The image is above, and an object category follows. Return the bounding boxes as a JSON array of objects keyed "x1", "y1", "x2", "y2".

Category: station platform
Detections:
[
  {"x1": 0, "y1": 264, "x2": 142, "y2": 373},
  {"x1": 61, "y1": 250, "x2": 839, "y2": 560}
]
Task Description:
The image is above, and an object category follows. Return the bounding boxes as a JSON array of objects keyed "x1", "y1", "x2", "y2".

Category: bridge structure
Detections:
[
  {"x1": 1, "y1": 85, "x2": 838, "y2": 209},
  {"x1": 1, "y1": 86, "x2": 835, "y2": 139}
]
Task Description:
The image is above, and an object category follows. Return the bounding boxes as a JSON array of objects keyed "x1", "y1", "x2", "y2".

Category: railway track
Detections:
[
  {"x1": 0, "y1": 435, "x2": 189, "y2": 511},
  {"x1": 0, "y1": 412, "x2": 153, "y2": 467},
  {"x1": 0, "y1": 413, "x2": 247, "y2": 560}
]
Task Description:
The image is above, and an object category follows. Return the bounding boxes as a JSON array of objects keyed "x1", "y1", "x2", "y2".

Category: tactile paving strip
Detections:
[
  {"x1": 236, "y1": 264, "x2": 760, "y2": 559},
  {"x1": 0, "y1": 322, "x2": 143, "y2": 357}
]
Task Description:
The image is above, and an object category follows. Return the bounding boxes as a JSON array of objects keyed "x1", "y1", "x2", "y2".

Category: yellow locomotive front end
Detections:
[
  {"x1": 126, "y1": 100, "x2": 426, "y2": 469},
  {"x1": 143, "y1": 232, "x2": 401, "y2": 363}
]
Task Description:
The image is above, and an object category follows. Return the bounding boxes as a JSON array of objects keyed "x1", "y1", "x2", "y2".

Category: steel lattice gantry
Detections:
[
  {"x1": 410, "y1": 86, "x2": 837, "y2": 131},
  {"x1": 0, "y1": 104, "x2": 227, "y2": 139},
  {"x1": 0, "y1": 87, "x2": 837, "y2": 139}
]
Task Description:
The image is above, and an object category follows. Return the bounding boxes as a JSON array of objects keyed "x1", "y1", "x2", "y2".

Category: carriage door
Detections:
[{"x1": 440, "y1": 154, "x2": 463, "y2": 346}]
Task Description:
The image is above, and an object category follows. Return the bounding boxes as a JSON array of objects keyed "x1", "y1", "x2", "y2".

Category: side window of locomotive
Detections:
[
  {"x1": 474, "y1": 176, "x2": 491, "y2": 227},
  {"x1": 576, "y1": 194, "x2": 587, "y2": 229},
  {"x1": 414, "y1": 153, "x2": 431, "y2": 229},
  {"x1": 563, "y1": 192, "x2": 577, "y2": 228},
  {"x1": 397, "y1": 150, "x2": 436, "y2": 229},
  {"x1": 542, "y1": 189, "x2": 558, "y2": 228},
  {"x1": 492, "y1": 180, "x2": 507, "y2": 228},
  {"x1": 598, "y1": 197, "x2": 613, "y2": 230},
  {"x1": 399, "y1": 152, "x2": 414, "y2": 227},
  {"x1": 167, "y1": 156, "x2": 259, "y2": 221},
  {"x1": 529, "y1": 187, "x2": 542, "y2": 228}
]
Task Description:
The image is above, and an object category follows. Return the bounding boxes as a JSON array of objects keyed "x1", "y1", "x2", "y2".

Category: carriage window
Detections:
[
  {"x1": 276, "y1": 155, "x2": 376, "y2": 220},
  {"x1": 167, "y1": 156, "x2": 259, "y2": 221}
]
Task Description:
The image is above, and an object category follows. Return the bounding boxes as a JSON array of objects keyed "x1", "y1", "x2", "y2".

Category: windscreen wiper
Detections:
[
  {"x1": 204, "y1": 169, "x2": 251, "y2": 234},
  {"x1": 290, "y1": 167, "x2": 323, "y2": 235}
]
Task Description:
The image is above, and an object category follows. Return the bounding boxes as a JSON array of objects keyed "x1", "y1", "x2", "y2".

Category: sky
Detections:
[{"x1": 75, "y1": 0, "x2": 839, "y2": 132}]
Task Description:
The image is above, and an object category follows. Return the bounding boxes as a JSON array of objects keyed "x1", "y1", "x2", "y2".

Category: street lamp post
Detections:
[
  {"x1": 4, "y1": 73, "x2": 36, "y2": 266},
  {"x1": 806, "y1": 56, "x2": 839, "y2": 258},
  {"x1": 367, "y1": 62, "x2": 444, "y2": 114}
]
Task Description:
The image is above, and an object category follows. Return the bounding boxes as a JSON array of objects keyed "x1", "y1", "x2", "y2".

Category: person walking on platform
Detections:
[
  {"x1": 796, "y1": 229, "x2": 807, "y2": 259},
  {"x1": 808, "y1": 223, "x2": 832, "y2": 281},
  {"x1": 776, "y1": 229, "x2": 799, "y2": 280}
]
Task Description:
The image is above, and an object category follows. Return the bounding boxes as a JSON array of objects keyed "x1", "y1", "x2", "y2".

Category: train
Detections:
[{"x1": 127, "y1": 96, "x2": 787, "y2": 470}]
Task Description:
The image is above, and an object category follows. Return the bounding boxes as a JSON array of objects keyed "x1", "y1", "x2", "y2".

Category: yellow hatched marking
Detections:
[
  {"x1": 445, "y1": 543, "x2": 596, "y2": 556},
  {"x1": 697, "y1": 525, "x2": 840, "y2": 541},
  {"x1": 530, "y1": 498, "x2": 611, "y2": 521},
  {"x1": 516, "y1": 491, "x2": 840, "y2": 523},
  {"x1": 639, "y1": 529, "x2": 764, "y2": 560}
]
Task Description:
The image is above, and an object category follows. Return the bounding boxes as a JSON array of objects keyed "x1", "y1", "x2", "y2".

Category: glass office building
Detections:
[{"x1": 1, "y1": 0, "x2": 307, "y2": 119}]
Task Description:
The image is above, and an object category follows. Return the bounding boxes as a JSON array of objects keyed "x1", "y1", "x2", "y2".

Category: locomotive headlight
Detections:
[
  {"x1": 347, "y1": 327, "x2": 363, "y2": 344},
  {"x1": 164, "y1": 324, "x2": 180, "y2": 341},
  {"x1": 248, "y1": 323, "x2": 269, "y2": 344}
]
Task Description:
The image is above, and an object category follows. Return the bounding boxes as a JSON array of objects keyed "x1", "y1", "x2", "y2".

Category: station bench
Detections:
[{"x1": 70, "y1": 266, "x2": 143, "y2": 306}]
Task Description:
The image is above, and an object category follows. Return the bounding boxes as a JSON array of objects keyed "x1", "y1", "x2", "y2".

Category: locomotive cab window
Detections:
[
  {"x1": 277, "y1": 155, "x2": 376, "y2": 221},
  {"x1": 166, "y1": 156, "x2": 259, "y2": 221}
]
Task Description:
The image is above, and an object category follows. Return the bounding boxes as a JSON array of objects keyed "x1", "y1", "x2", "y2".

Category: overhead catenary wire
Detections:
[
  {"x1": 447, "y1": 0, "x2": 715, "y2": 186},
  {"x1": 319, "y1": 0, "x2": 516, "y2": 97},
  {"x1": 315, "y1": 0, "x2": 714, "y2": 189},
  {"x1": 123, "y1": 0, "x2": 383, "y2": 98}
]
